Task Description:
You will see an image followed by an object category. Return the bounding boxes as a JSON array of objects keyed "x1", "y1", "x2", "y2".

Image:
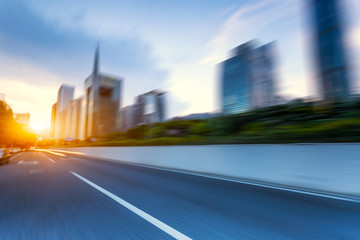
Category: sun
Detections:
[{"x1": 30, "y1": 122, "x2": 45, "y2": 132}]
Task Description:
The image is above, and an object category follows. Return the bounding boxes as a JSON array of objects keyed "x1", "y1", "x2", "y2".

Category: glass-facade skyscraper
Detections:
[
  {"x1": 220, "y1": 41, "x2": 276, "y2": 115},
  {"x1": 310, "y1": 0, "x2": 350, "y2": 100},
  {"x1": 221, "y1": 42, "x2": 254, "y2": 115}
]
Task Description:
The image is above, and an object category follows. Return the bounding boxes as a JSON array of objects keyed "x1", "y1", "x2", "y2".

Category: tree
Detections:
[
  {"x1": 0, "y1": 100, "x2": 16, "y2": 146},
  {"x1": 0, "y1": 100, "x2": 36, "y2": 148}
]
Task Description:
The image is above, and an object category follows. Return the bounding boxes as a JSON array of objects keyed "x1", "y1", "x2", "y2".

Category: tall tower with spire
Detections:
[
  {"x1": 83, "y1": 43, "x2": 123, "y2": 138},
  {"x1": 93, "y1": 42, "x2": 99, "y2": 76}
]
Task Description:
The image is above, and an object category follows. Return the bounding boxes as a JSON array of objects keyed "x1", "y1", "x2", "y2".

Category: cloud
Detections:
[
  {"x1": 200, "y1": 0, "x2": 301, "y2": 65},
  {"x1": 197, "y1": 0, "x2": 315, "y2": 100},
  {"x1": 0, "y1": 0, "x2": 194, "y2": 126},
  {"x1": 0, "y1": 0, "x2": 169, "y2": 98}
]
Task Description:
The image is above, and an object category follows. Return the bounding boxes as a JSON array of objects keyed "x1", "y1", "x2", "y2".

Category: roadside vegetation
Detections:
[
  {"x1": 40, "y1": 98, "x2": 360, "y2": 147},
  {"x1": 0, "y1": 100, "x2": 37, "y2": 149}
]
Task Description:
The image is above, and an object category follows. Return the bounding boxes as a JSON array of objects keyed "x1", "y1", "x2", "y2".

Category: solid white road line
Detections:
[
  {"x1": 11, "y1": 152, "x2": 23, "y2": 160},
  {"x1": 70, "y1": 171, "x2": 192, "y2": 240},
  {"x1": 48, "y1": 158, "x2": 56, "y2": 163}
]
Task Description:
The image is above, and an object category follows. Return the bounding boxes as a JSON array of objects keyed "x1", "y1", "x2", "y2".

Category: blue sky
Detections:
[{"x1": 0, "y1": 0, "x2": 359, "y2": 129}]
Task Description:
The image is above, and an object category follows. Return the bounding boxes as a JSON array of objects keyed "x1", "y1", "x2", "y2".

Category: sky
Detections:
[{"x1": 0, "y1": 0, "x2": 360, "y2": 130}]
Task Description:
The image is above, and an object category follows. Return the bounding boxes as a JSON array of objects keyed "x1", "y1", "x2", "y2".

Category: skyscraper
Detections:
[
  {"x1": 310, "y1": 0, "x2": 350, "y2": 100},
  {"x1": 50, "y1": 103, "x2": 57, "y2": 138},
  {"x1": 221, "y1": 42, "x2": 254, "y2": 115},
  {"x1": 84, "y1": 45, "x2": 123, "y2": 138},
  {"x1": 252, "y1": 43, "x2": 276, "y2": 108},
  {"x1": 220, "y1": 41, "x2": 276, "y2": 115},
  {"x1": 55, "y1": 85, "x2": 74, "y2": 139},
  {"x1": 64, "y1": 97, "x2": 84, "y2": 140}
]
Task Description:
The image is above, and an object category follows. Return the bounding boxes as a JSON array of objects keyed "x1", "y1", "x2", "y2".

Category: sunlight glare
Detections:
[{"x1": 30, "y1": 122, "x2": 45, "y2": 132}]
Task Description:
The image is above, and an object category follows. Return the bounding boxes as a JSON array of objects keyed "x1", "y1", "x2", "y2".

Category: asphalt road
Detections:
[{"x1": 0, "y1": 150, "x2": 359, "y2": 239}]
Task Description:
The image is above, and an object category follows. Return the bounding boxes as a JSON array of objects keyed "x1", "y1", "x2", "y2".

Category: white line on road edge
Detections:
[
  {"x1": 48, "y1": 158, "x2": 56, "y2": 163},
  {"x1": 70, "y1": 171, "x2": 192, "y2": 240}
]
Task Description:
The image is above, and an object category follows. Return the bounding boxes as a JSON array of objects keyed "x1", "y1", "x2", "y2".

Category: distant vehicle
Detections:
[{"x1": 0, "y1": 149, "x2": 11, "y2": 165}]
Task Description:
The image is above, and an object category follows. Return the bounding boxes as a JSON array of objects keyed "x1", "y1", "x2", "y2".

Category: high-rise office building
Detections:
[
  {"x1": 84, "y1": 45, "x2": 123, "y2": 137},
  {"x1": 54, "y1": 85, "x2": 74, "y2": 139},
  {"x1": 50, "y1": 103, "x2": 57, "y2": 138},
  {"x1": 310, "y1": 0, "x2": 350, "y2": 100},
  {"x1": 64, "y1": 97, "x2": 84, "y2": 140},
  {"x1": 252, "y1": 43, "x2": 276, "y2": 108},
  {"x1": 220, "y1": 41, "x2": 276, "y2": 115},
  {"x1": 221, "y1": 42, "x2": 254, "y2": 115}
]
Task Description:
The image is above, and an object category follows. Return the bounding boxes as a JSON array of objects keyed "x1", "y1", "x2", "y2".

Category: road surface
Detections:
[{"x1": 0, "y1": 150, "x2": 359, "y2": 239}]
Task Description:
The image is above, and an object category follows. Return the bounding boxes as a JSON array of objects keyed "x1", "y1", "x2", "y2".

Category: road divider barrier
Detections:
[{"x1": 49, "y1": 144, "x2": 360, "y2": 199}]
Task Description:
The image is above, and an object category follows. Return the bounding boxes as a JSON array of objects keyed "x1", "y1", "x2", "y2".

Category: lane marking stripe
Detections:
[
  {"x1": 48, "y1": 158, "x2": 56, "y2": 163},
  {"x1": 17, "y1": 160, "x2": 39, "y2": 165},
  {"x1": 11, "y1": 152, "x2": 23, "y2": 160},
  {"x1": 70, "y1": 171, "x2": 191, "y2": 240},
  {"x1": 36, "y1": 149, "x2": 65, "y2": 156}
]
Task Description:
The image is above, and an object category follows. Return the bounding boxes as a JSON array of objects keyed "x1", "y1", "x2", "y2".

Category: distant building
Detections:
[
  {"x1": 220, "y1": 41, "x2": 276, "y2": 115},
  {"x1": 133, "y1": 90, "x2": 166, "y2": 125},
  {"x1": 120, "y1": 106, "x2": 135, "y2": 131},
  {"x1": 84, "y1": 45, "x2": 123, "y2": 138},
  {"x1": 120, "y1": 90, "x2": 166, "y2": 131},
  {"x1": 310, "y1": 0, "x2": 350, "y2": 100},
  {"x1": 14, "y1": 113, "x2": 30, "y2": 126},
  {"x1": 50, "y1": 103, "x2": 57, "y2": 138}
]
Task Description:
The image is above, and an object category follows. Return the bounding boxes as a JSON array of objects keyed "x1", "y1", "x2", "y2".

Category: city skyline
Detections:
[
  {"x1": 50, "y1": 46, "x2": 123, "y2": 139},
  {"x1": 1, "y1": 0, "x2": 360, "y2": 130}
]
